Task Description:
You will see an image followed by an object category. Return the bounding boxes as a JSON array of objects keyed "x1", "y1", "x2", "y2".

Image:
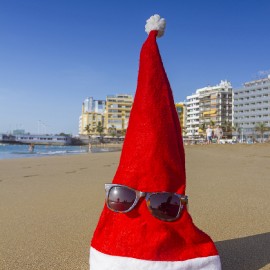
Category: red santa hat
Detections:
[{"x1": 90, "y1": 14, "x2": 221, "y2": 270}]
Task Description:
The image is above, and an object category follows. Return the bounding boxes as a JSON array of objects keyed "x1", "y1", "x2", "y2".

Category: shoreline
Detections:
[
  {"x1": 0, "y1": 144, "x2": 269, "y2": 269},
  {"x1": 0, "y1": 143, "x2": 123, "y2": 160}
]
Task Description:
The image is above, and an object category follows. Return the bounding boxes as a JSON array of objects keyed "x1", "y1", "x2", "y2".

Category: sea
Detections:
[
  {"x1": 0, "y1": 144, "x2": 89, "y2": 160},
  {"x1": 0, "y1": 144, "x2": 122, "y2": 160}
]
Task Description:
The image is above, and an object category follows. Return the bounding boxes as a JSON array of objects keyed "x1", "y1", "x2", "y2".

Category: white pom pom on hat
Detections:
[{"x1": 145, "y1": 14, "x2": 166, "y2": 37}]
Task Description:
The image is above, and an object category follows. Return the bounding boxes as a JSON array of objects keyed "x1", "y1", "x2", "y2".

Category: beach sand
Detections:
[{"x1": 0, "y1": 144, "x2": 269, "y2": 270}]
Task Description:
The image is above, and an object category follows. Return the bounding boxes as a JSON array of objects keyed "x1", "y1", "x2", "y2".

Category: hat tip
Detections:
[{"x1": 145, "y1": 14, "x2": 166, "y2": 38}]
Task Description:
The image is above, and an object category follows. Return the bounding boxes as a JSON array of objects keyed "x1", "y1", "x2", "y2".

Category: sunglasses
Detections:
[{"x1": 105, "y1": 184, "x2": 188, "y2": 222}]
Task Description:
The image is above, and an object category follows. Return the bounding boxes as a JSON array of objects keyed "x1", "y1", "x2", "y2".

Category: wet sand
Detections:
[{"x1": 0, "y1": 144, "x2": 269, "y2": 269}]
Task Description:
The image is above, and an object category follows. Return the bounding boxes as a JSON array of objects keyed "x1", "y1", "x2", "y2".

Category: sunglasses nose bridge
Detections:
[
  {"x1": 139, "y1": 191, "x2": 146, "y2": 198},
  {"x1": 138, "y1": 191, "x2": 146, "y2": 198}
]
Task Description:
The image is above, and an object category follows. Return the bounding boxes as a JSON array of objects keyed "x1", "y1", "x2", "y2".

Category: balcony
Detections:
[
  {"x1": 187, "y1": 115, "x2": 199, "y2": 120},
  {"x1": 234, "y1": 96, "x2": 270, "y2": 106},
  {"x1": 236, "y1": 116, "x2": 270, "y2": 123},
  {"x1": 187, "y1": 104, "x2": 200, "y2": 109}
]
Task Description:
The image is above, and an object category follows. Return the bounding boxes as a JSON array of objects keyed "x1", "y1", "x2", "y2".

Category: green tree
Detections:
[
  {"x1": 222, "y1": 120, "x2": 232, "y2": 133},
  {"x1": 222, "y1": 120, "x2": 232, "y2": 138},
  {"x1": 199, "y1": 123, "x2": 206, "y2": 136},
  {"x1": 254, "y1": 122, "x2": 270, "y2": 143},
  {"x1": 96, "y1": 121, "x2": 105, "y2": 142},
  {"x1": 109, "y1": 125, "x2": 117, "y2": 138},
  {"x1": 58, "y1": 132, "x2": 71, "y2": 136},
  {"x1": 232, "y1": 123, "x2": 241, "y2": 139},
  {"x1": 96, "y1": 121, "x2": 104, "y2": 136},
  {"x1": 84, "y1": 124, "x2": 94, "y2": 143},
  {"x1": 210, "y1": 120, "x2": 215, "y2": 127}
]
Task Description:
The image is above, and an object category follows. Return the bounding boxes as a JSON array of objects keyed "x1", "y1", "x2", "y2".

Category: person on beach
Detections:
[
  {"x1": 88, "y1": 143, "x2": 92, "y2": 153},
  {"x1": 214, "y1": 125, "x2": 223, "y2": 144},
  {"x1": 90, "y1": 15, "x2": 221, "y2": 270},
  {"x1": 206, "y1": 125, "x2": 213, "y2": 144},
  {"x1": 28, "y1": 143, "x2": 35, "y2": 153}
]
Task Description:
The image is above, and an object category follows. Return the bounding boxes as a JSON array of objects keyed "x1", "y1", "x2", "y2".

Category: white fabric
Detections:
[
  {"x1": 90, "y1": 247, "x2": 221, "y2": 270},
  {"x1": 145, "y1": 14, "x2": 166, "y2": 37}
]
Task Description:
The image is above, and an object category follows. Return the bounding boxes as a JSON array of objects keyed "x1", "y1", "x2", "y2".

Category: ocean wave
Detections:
[{"x1": 38, "y1": 150, "x2": 87, "y2": 155}]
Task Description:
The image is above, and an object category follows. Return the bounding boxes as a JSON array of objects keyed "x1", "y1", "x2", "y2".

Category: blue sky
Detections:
[{"x1": 0, "y1": 0, "x2": 269, "y2": 135}]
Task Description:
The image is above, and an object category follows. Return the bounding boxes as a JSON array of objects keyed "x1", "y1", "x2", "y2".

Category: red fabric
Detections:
[
  {"x1": 92, "y1": 206, "x2": 218, "y2": 261},
  {"x1": 113, "y1": 31, "x2": 186, "y2": 194},
  {"x1": 91, "y1": 30, "x2": 219, "y2": 261}
]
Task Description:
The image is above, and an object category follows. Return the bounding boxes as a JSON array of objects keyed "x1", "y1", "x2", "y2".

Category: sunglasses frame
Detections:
[{"x1": 105, "y1": 183, "x2": 188, "y2": 222}]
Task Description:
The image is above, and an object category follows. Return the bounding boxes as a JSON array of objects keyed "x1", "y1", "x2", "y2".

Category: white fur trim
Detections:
[
  {"x1": 90, "y1": 247, "x2": 221, "y2": 270},
  {"x1": 145, "y1": 14, "x2": 166, "y2": 38}
]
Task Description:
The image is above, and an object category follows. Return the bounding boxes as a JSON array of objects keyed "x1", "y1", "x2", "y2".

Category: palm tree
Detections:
[
  {"x1": 84, "y1": 124, "x2": 94, "y2": 142},
  {"x1": 210, "y1": 120, "x2": 215, "y2": 127},
  {"x1": 109, "y1": 125, "x2": 117, "y2": 138},
  {"x1": 232, "y1": 123, "x2": 241, "y2": 140},
  {"x1": 96, "y1": 121, "x2": 104, "y2": 136},
  {"x1": 222, "y1": 120, "x2": 232, "y2": 132},
  {"x1": 222, "y1": 120, "x2": 232, "y2": 138},
  {"x1": 254, "y1": 122, "x2": 270, "y2": 143},
  {"x1": 199, "y1": 123, "x2": 206, "y2": 137},
  {"x1": 96, "y1": 121, "x2": 105, "y2": 143},
  {"x1": 84, "y1": 124, "x2": 95, "y2": 151}
]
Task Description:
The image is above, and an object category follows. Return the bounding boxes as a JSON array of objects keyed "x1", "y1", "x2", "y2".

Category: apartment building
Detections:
[
  {"x1": 186, "y1": 80, "x2": 233, "y2": 137},
  {"x1": 79, "y1": 95, "x2": 133, "y2": 135},
  {"x1": 105, "y1": 94, "x2": 133, "y2": 134},
  {"x1": 186, "y1": 93, "x2": 200, "y2": 136},
  {"x1": 233, "y1": 75, "x2": 270, "y2": 139},
  {"x1": 79, "y1": 99, "x2": 105, "y2": 135},
  {"x1": 83, "y1": 97, "x2": 106, "y2": 113},
  {"x1": 198, "y1": 80, "x2": 232, "y2": 136}
]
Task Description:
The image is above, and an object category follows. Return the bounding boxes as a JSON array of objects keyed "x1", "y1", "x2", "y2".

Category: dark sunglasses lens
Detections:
[
  {"x1": 108, "y1": 186, "x2": 136, "y2": 212},
  {"x1": 149, "y1": 193, "x2": 180, "y2": 220}
]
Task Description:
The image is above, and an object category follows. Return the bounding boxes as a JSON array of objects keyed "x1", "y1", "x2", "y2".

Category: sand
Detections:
[{"x1": 0, "y1": 144, "x2": 269, "y2": 270}]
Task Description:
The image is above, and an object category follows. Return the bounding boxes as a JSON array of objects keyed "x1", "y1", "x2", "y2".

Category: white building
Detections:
[
  {"x1": 79, "y1": 94, "x2": 133, "y2": 135},
  {"x1": 233, "y1": 75, "x2": 270, "y2": 140},
  {"x1": 79, "y1": 97, "x2": 106, "y2": 135},
  {"x1": 198, "y1": 80, "x2": 232, "y2": 135},
  {"x1": 83, "y1": 97, "x2": 106, "y2": 113},
  {"x1": 186, "y1": 93, "x2": 200, "y2": 136},
  {"x1": 186, "y1": 80, "x2": 232, "y2": 137}
]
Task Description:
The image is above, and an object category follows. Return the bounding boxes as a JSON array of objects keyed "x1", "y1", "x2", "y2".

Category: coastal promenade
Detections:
[{"x1": 0, "y1": 144, "x2": 269, "y2": 269}]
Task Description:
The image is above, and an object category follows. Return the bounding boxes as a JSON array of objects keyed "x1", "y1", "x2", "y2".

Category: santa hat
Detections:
[{"x1": 90, "y1": 14, "x2": 221, "y2": 270}]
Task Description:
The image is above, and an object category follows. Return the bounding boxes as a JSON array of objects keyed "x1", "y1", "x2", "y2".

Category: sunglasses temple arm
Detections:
[{"x1": 181, "y1": 197, "x2": 189, "y2": 212}]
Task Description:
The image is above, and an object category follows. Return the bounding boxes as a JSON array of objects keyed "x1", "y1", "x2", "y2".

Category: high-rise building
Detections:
[
  {"x1": 83, "y1": 97, "x2": 93, "y2": 112},
  {"x1": 83, "y1": 97, "x2": 106, "y2": 113},
  {"x1": 79, "y1": 98, "x2": 106, "y2": 135},
  {"x1": 105, "y1": 94, "x2": 133, "y2": 134},
  {"x1": 198, "y1": 80, "x2": 232, "y2": 136},
  {"x1": 186, "y1": 80, "x2": 233, "y2": 137},
  {"x1": 233, "y1": 75, "x2": 270, "y2": 140},
  {"x1": 186, "y1": 93, "x2": 200, "y2": 136},
  {"x1": 79, "y1": 94, "x2": 133, "y2": 136}
]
